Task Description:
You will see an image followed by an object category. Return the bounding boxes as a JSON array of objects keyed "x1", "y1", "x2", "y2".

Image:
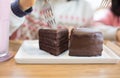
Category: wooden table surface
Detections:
[{"x1": 0, "y1": 40, "x2": 120, "y2": 78}]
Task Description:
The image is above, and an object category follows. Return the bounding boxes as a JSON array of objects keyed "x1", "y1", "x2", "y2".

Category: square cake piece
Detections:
[
  {"x1": 69, "y1": 28, "x2": 103, "y2": 56},
  {"x1": 39, "y1": 28, "x2": 69, "y2": 56}
]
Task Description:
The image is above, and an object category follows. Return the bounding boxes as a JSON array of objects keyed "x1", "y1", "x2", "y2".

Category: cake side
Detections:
[{"x1": 39, "y1": 28, "x2": 69, "y2": 56}]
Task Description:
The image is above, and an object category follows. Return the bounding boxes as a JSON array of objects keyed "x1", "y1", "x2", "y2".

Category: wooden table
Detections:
[{"x1": 0, "y1": 40, "x2": 120, "y2": 78}]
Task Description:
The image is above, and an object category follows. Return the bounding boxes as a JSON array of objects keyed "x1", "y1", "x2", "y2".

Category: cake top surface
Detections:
[
  {"x1": 39, "y1": 28, "x2": 68, "y2": 34},
  {"x1": 72, "y1": 28, "x2": 102, "y2": 35}
]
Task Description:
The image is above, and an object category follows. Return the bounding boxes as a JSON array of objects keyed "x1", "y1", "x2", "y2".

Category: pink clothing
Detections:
[{"x1": 94, "y1": 8, "x2": 120, "y2": 27}]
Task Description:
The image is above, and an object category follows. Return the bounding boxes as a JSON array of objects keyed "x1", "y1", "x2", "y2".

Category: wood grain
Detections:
[
  {"x1": 0, "y1": 40, "x2": 120, "y2": 78},
  {"x1": 105, "y1": 41, "x2": 120, "y2": 56}
]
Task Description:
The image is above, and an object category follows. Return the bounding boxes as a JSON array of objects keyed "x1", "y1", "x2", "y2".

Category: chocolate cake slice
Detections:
[
  {"x1": 69, "y1": 28, "x2": 103, "y2": 56},
  {"x1": 39, "y1": 28, "x2": 69, "y2": 56}
]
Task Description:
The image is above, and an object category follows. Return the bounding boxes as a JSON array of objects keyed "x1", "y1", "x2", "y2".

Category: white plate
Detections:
[{"x1": 15, "y1": 40, "x2": 120, "y2": 64}]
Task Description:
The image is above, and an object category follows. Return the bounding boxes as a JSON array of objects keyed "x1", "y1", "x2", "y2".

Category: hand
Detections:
[{"x1": 19, "y1": 0, "x2": 36, "y2": 11}]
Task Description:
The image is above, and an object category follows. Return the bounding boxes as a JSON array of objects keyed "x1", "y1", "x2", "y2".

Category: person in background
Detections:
[
  {"x1": 93, "y1": 0, "x2": 120, "y2": 41},
  {"x1": 10, "y1": 0, "x2": 120, "y2": 41},
  {"x1": 55, "y1": 0, "x2": 120, "y2": 42},
  {"x1": 10, "y1": 0, "x2": 36, "y2": 37},
  {"x1": 10, "y1": 0, "x2": 93, "y2": 40}
]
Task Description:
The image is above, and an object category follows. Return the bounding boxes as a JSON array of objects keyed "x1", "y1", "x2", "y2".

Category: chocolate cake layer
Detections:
[
  {"x1": 40, "y1": 43, "x2": 68, "y2": 56},
  {"x1": 39, "y1": 37, "x2": 68, "y2": 47},
  {"x1": 39, "y1": 29, "x2": 69, "y2": 39},
  {"x1": 39, "y1": 39, "x2": 68, "y2": 47},
  {"x1": 69, "y1": 28, "x2": 103, "y2": 56}
]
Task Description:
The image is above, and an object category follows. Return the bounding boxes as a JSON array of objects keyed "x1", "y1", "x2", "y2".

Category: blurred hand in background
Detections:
[{"x1": 19, "y1": 0, "x2": 36, "y2": 11}]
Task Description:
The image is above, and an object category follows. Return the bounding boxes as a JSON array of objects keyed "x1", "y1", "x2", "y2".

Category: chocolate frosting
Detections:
[{"x1": 69, "y1": 28, "x2": 103, "y2": 56}]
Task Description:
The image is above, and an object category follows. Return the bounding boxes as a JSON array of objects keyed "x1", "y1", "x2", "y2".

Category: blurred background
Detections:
[{"x1": 10, "y1": 0, "x2": 111, "y2": 40}]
